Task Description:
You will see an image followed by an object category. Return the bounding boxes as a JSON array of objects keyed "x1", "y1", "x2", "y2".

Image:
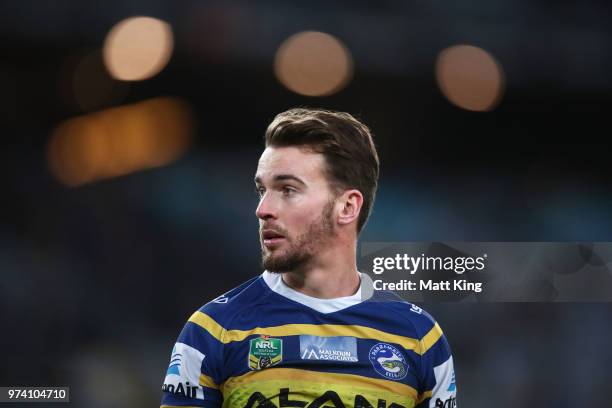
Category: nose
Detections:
[{"x1": 255, "y1": 192, "x2": 277, "y2": 220}]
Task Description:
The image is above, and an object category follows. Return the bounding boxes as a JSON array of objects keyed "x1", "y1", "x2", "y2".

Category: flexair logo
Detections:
[
  {"x1": 447, "y1": 370, "x2": 456, "y2": 392},
  {"x1": 435, "y1": 396, "x2": 457, "y2": 408},
  {"x1": 161, "y1": 382, "x2": 200, "y2": 399},
  {"x1": 166, "y1": 345, "x2": 181, "y2": 376},
  {"x1": 249, "y1": 335, "x2": 283, "y2": 370}
]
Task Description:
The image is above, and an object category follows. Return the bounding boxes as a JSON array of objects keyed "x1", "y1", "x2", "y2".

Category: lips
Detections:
[
  {"x1": 262, "y1": 229, "x2": 284, "y2": 239},
  {"x1": 261, "y1": 229, "x2": 286, "y2": 248}
]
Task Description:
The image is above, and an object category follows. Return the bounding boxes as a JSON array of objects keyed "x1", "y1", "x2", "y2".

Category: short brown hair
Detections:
[{"x1": 264, "y1": 108, "x2": 379, "y2": 233}]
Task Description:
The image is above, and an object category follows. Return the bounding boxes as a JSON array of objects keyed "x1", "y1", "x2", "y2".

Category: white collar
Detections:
[{"x1": 262, "y1": 270, "x2": 367, "y2": 314}]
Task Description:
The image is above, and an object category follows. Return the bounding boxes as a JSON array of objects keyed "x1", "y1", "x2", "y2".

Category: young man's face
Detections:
[{"x1": 255, "y1": 146, "x2": 337, "y2": 272}]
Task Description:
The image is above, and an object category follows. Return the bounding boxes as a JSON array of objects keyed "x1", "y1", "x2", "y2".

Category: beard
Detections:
[{"x1": 261, "y1": 199, "x2": 335, "y2": 273}]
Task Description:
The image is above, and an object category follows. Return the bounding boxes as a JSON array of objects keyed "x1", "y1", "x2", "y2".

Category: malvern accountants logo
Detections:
[
  {"x1": 299, "y1": 335, "x2": 358, "y2": 362},
  {"x1": 248, "y1": 335, "x2": 283, "y2": 370}
]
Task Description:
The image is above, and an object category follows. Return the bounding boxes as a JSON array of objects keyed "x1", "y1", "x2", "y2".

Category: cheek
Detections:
[
  {"x1": 284, "y1": 212, "x2": 311, "y2": 235},
  {"x1": 291, "y1": 206, "x2": 326, "y2": 229}
]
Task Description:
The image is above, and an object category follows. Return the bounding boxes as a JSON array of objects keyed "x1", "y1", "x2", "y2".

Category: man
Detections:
[{"x1": 161, "y1": 108, "x2": 457, "y2": 408}]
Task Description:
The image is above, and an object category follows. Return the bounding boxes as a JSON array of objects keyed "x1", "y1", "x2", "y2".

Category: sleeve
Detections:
[
  {"x1": 415, "y1": 321, "x2": 457, "y2": 408},
  {"x1": 160, "y1": 311, "x2": 225, "y2": 408}
]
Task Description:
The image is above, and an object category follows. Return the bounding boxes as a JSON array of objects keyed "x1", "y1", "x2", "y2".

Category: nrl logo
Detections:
[{"x1": 248, "y1": 335, "x2": 283, "y2": 370}]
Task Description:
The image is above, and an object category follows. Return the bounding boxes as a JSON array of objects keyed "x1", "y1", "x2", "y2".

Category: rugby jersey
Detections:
[{"x1": 161, "y1": 271, "x2": 457, "y2": 408}]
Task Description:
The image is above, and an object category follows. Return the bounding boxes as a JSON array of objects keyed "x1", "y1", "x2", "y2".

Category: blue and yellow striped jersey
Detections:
[{"x1": 161, "y1": 272, "x2": 457, "y2": 408}]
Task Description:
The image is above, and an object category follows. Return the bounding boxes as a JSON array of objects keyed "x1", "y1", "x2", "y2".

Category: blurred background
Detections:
[{"x1": 1, "y1": 1, "x2": 611, "y2": 407}]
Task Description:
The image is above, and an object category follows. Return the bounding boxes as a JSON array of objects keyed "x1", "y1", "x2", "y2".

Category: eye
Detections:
[
  {"x1": 255, "y1": 186, "x2": 266, "y2": 197},
  {"x1": 282, "y1": 186, "x2": 296, "y2": 196}
]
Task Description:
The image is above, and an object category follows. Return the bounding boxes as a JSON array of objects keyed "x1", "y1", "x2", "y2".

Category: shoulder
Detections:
[
  {"x1": 173, "y1": 274, "x2": 269, "y2": 361},
  {"x1": 188, "y1": 274, "x2": 269, "y2": 332},
  {"x1": 367, "y1": 290, "x2": 444, "y2": 342}
]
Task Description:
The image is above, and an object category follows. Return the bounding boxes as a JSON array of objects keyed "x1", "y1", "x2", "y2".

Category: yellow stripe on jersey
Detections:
[
  {"x1": 161, "y1": 406, "x2": 201, "y2": 408},
  {"x1": 188, "y1": 310, "x2": 226, "y2": 341},
  {"x1": 188, "y1": 311, "x2": 428, "y2": 353},
  {"x1": 222, "y1": 367, "x2": 418, "y2": 401},
  {"x1": 420, "y1": 322, "x2": 443, "y2": 354},
  {"x1": 199, "y1": 373, "x2": 219, "y2": 390},
  {"x1": 417, "y1": 390, "x2": 433, "y2": 404}
]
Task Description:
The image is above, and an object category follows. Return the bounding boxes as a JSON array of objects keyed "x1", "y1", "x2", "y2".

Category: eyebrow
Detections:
[{"x1": 254, "y1": 174, "x2": 307, "y2": 186}]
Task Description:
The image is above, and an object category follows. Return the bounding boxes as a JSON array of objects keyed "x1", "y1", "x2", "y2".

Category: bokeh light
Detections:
[
  {"x1": 60, "y1": 50, "x2": 129, "y2": 112},
  {"x1": 274, "y1": 31, "x2": 353, "y2": 97},
  {"x1": 47, "y1": 97, "x2": 193, "y2": 187},
  {"x1": 103, "y1": 16, "x2": 174, "y2": 81},
  {"x1": 436, "y1": 44, "x2": 505, "y2": 112}
]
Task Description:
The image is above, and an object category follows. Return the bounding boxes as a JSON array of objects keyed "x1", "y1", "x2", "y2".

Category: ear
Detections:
[{"x1": 336, "y1": 189, "x2": 363, "y2": 227}]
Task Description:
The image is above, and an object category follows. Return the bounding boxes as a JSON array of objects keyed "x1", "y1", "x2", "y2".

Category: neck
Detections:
[{"x1": 281, "y1": 238, "x2": 360, "y2": 299}]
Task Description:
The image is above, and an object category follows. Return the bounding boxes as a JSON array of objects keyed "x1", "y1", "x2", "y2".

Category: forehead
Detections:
[{"x1": 255, "y1": 146, "x2": 327, "y2": 183}]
